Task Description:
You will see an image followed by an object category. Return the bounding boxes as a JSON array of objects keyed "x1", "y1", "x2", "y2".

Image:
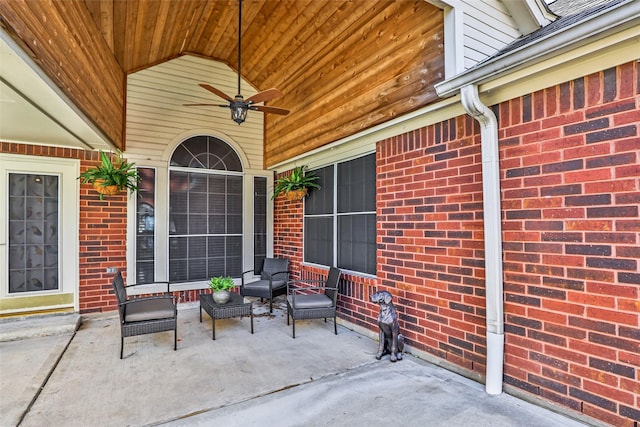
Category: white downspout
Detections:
[{"x1": 460, "y1": 85, "x2": 504, "y2": 395}]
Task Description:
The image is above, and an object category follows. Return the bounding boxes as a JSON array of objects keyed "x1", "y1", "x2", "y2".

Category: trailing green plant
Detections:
[
  {"x1": 78, "y1": 150, "x2": 141, "y2": 199},
  {"x1": 208, "y1": 276, "x2": 236, "y2": 292},
  {"x1": 272, "y1": 165, "x2": 320, "y2": 199}
]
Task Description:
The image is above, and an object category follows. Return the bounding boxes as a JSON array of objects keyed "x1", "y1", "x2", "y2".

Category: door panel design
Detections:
[
  {"x1": 0, "y1": 154, "x2": 79, "y2": 314},
  {"x1": 8, "y1": 173, "x2": 60, "y2": 293}
]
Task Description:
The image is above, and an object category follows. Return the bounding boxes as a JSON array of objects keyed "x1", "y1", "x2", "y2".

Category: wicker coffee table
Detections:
[{"x1": 199, "y1": 292, "x2": 253, "y2": 340}]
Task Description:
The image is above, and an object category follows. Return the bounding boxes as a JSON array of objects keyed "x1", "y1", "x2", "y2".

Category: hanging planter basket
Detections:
[
  {"x1": 93, "y1": 180, "x2": 121, "y2": 196},
  {"x1": 285, "y1": 188, "x2": 308, "y2": 201},
  {"x1": 79, "y1": 151, "x2": 140, "y2": 200},
  {"x1": 272, "y1": 165, "x2": 320, "y2": 201}
]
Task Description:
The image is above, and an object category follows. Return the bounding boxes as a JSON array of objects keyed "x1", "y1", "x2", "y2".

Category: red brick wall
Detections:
[
  {"x1": 499, "y1": 62, "x2": 639, "y2": 426},
  {"x1": 77, "y1": 151, "x2": 129, "y2": 313},
  {"x1": 273, "y1": 180, "x2": 304, "y2": 281},
  {"x1": 273, "y1": 60, "x2": 639, "y2": 426},
  {"x1": 376, "y1": 116, "x2": 488, "y2": 372}
]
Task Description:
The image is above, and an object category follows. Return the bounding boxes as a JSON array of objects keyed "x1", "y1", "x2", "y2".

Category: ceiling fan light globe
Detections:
[{"x1": 231, "y1": 105, "x2": 248, "y2": 124}]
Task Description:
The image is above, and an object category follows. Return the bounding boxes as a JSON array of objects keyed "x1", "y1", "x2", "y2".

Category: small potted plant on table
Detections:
[
  {"x1": 208, "y1": 276, "x2": 236, "y2": 304},
  {"x1": 272, "y1": 165, "x2": 320, "y2": 201}
]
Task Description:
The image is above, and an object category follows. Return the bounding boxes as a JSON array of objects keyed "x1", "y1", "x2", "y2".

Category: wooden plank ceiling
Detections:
[
  {"x1": 0, "y1": 0, "x2": 125, "y2": 149},
  {"x1": 4, "y1": 0, "x2": 444, "y2": 167}
]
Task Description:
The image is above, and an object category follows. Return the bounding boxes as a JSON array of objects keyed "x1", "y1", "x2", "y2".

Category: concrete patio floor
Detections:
[{"x1": 1, "y1": 297, "x2": 591, "y2": 427}]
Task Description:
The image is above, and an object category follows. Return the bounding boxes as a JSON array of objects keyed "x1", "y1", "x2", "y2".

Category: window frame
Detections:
[
  {"x1": 303, "y1": 152, "x2": 377, "y2": 277},
  {"x1": 127, "y1": 136, "x2": 273, "y2": 294}
]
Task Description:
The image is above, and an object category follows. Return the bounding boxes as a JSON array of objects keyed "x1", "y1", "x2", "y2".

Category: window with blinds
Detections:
[
  {"x1": 254, "y1": 176, "x2": 267, "y2": 272},
  {"x1": 168, "y1": 136, "x2": 243, "y2": 282},
  {"x1": 135, "y1": 167, "x2": 156, "y2": 284},
  {"x1": 304, "y1": 153, "x2": 376, "y2": 275}
]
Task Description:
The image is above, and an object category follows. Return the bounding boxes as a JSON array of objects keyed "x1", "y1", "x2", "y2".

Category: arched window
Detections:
[
  {"x1": 170, "y1": 135, "x2": 242, "y2": 171},
  {"x1": 168, "y1": 136, "x2": 243, "y2": 282}
]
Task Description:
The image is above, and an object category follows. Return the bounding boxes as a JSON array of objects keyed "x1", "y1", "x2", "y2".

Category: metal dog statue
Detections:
[{"x1": 370, "y1": 290, "x2": 404, "y2": 362}]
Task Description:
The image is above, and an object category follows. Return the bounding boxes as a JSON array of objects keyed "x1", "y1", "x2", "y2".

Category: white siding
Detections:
[
  {"x1": 461, "y1": 0, "x2": 521, "y2": 69},
  {"x1": 125, "y1": 55, "x2": 273, "y2": 284},
  {"x1": 125, "y1": 55, "x2": 265, "y2": 172},
  {"x1": 433, "y1": 0, "x2": 525, "y2": 77}
]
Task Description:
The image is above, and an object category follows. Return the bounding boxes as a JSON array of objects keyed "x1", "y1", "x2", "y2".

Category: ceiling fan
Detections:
[{"x1": 184, "y1": 0, "x2": 290, "y2": 124}]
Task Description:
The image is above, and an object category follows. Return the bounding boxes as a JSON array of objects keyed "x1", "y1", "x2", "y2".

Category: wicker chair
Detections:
[
  {"x1": 111, "y1": 271, "x2": 177, "y2": 359},
  {"x1": 286, "y1": 267, "x2": 341, "y2": 338},
  {"x1": 240, "y1": 258, "x2": 289, "y2": 313}
]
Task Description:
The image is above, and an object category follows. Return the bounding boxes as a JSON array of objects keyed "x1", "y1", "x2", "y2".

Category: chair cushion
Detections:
[
  {"x1": 244, "y1": 279, "x2": 286, "y2": 290},
  {"x1": 124, "y1": 298, "x2": 175, "y2": 322},
  {"x1": 288, "y1": 294, "x2": 333, "y2": 309}
]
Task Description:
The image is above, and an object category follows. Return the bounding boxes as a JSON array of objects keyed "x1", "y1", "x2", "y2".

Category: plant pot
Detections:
[
  {"x1": 285, "y1": 188, "x2": 308, "y2": 201},
  {"x1": 93, "y1": 180, "x2": 120, "y2": 196},
  {"x1": 213, "y1": 290, "x2": 230, "y2": 304}
]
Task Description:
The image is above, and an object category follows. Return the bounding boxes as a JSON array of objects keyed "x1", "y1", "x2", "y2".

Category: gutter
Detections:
[
  {"x1": 435, "y1": 0, "x2": 640, "y2": 397},
  {"x1": 460, "y1": 85, "x2": 504, "y2": 396},
  {"x1": 435, "y1": 0, "x2": 640, "y2": 98}
]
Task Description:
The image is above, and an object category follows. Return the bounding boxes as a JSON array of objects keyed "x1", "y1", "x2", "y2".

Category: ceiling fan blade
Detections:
[
  {"x1": 245, "y1": 88, "x2": 283, "y2": 104},
  {"x1": 199, "y1": 83, "x2": 234, "y2": 102},
  {"x1": 253, "y1": 105, "x2": 290, "y2": 115}
]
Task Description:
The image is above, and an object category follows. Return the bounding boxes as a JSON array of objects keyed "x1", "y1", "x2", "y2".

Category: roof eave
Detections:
[
  {"x1": 503, "y1": 0, "x2": 557, "y2": 35},
  {"x1": 435, "y1": 0, "x2": 640, "y2": 98}
]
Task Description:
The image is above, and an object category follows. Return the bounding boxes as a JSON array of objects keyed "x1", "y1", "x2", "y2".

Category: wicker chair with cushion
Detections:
[
  {"x1": 286, "y1": 267, "x2": 341, "y2": 338},
  {"x1": 111, "y1": 271, "x2": 177, "y2": 359},
  {"x1": 240, "y1": 258, "x2": 289, "y2": 313}
]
